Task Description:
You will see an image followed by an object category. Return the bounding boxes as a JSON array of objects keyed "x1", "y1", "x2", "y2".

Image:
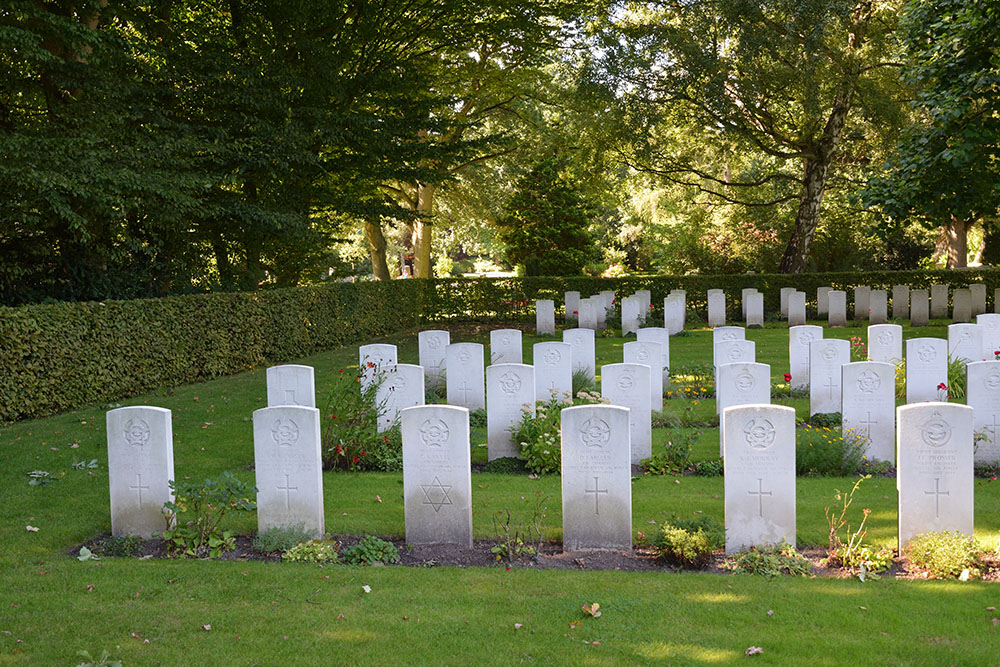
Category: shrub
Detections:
[
  {"x1": 161, "y1": 471, "x2": 257, "y2": 558},
  {"x1": 652, "y1": 516, "x2": 725, "y2": 568},
  {"x1": 322, "y1": 371, "x2": 402, "y2": 472},
  {"x1": 796, "y1": 424, "x2": 864, "y2": 477},
  {"x1": 514, "y1": 392, "x2": 607, "y2": 474},
  {"x1": 481, "y1": 457, "x2": 529, "y2": 474},
  {"x1": 641, "y1": 431, "x2": 700, "y2": 475},
  {"x1": 469, "y1": 408, "x2": 488, "y2": 430},
  {"x1": 667, "y1": 363, "x2": 714, "y2": 398},
  {"x1": 807, "y1": 412, "x2": 842, "y2": 428},
  {"x1": 283, "y1": 540, "x2": 340, "y2": 564},
  {"x1": 723, "y1": 543, "x2": 811, "y2": 577},
  {"x1": 945, "y1": 355, "x2": 967, "y2": 400},
  {"x1": 254, "y1": 525, "x2": 315, "y2": 554},
  {"x1": 341, "y1": 535, "x2": 400, "y2": 566},
  {"x1": 99, "y1": 534, "x2": 143, "y2": 558},
  {"x1": 572, "y1": 369, "x2": 597, "y2": 395},
  {"x1": 905, "y1": 531, "x2": 982, "y2": 579},
  {"x1": 823, "y1": 476, "x2": 894, "y2": 575},
  {"x1": 693, "y1": 459, "x2": 724, "y2": 477}
]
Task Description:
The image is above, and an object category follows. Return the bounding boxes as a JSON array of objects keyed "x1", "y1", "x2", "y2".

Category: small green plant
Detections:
[
  {"x1": 796, "y1": 424, "x2": 864, "y2": 477},
  {"x1": 77, "y1": 546, "x2": 99, "y2": 561},
  {"x1": 322, "y1": 368, "x2": 403, "y2": 472},
  {"x1": 99, "y1": 534, "x2": 144, "y2": 558},
  {"x1": 27, "y1": 470, "x2": 58, "y2": 486},
  {"x1": 905, "y1": 531, "x2": 982, "y2": 579},
  {"x1": 822, "y1": 476, "x2": 894, "y2": 576},
  {"x1": 341, "y1": 535, "x2": 400, "y2": 566},
  {"x1": 722, "y1": 543, "x2": 811, "y2": 578},
  {"x1": 469, "y1": 408, "x2": 488, "y2": 430},
  {"x1": 849, "y1": 336, "x2": 867, "y2": 362},
  {"x1": 693, "y1": 459, "x2": 724, "y2": 476},
  {"x1": 807, "y1": 412, "x2": 842, "y2": 428},
  {"x1": 514, "y1": 392, "x2": 606, "y2": 474},
  {"x1": 652, "y1": 516, "x2": 724, "y2": 568},
  {"x1": 641, "y1": 431, "x2": 699, "y2": 475},
  {"x1": 71, "y1": 458, "x2": 99, "y2": 470},
  {"x1": 945, "y1": 354, "x2": 967, "y2": 399},
  {"x1": 571, "y1": 368, "x2": 597, "y2": 395},
  {"x1": 667, "y1": 363, "x2": 714, "y2": 398},
  {"x1": 481, "y1": 456, "x2": 529, "y2": 474},
  {"x1": 283, "y1": 539, "x2": 340, "y2": 563},
  {"x1": 161, "y1": 471, "x2": 257, "y2": 558},
  {"x1": 76, "y1": 648, "x2": 122, "y2": 667},
  {"x1": 255, "y1": 525, "x2": 315, "y2": 554},
  {"x1": 491, "y1": 493, "x2": 547, "y2": 564}
]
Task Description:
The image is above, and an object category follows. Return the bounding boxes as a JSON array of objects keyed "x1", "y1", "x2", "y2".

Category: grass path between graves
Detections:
[{"x1": 4, "y1": 319, "x2": 999, "y2": 665}]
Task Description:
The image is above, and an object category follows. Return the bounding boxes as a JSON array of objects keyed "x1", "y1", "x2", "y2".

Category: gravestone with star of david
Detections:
[
  {"x1": 978, "y1": 313, "x2": 1000, "y2": 361},
  {"x1": 489, "y1": 329, "x2": 522, "y2": 365},
  {"x1": 402, "y1": 405, "x2": 473, "y2": 547},
  {"x1": 600, "y1": 363, "x2": 652, "y2": 464},
  {"x1": 621, "y1": 295, "x2": 642, "y2": 336},
  {"x1": 722, "y1": 404, "x2": 796, "y2": 554},
  {"x1": 967, "y1": 361, "x2": 1000, "y2": 464},
  {"x1": 664, "y1": 294, "x2": 685, "y2": 334},
  {"x1": 563, "y1": 327, "x2": 596, "y2": 381},
  {"x1": 533, "y1": 342, "x2": 573, "y2": 403},
  {"x1": 359, "y1": 344, "x2": 398, "y2": 393},
  {"x1": 854, "y1": 286, "x2": 871, "y2": 321},
  {"x1": 536, "y1": 299, "x2": 556, "y2": 336},
  {"x1": 892, "y1": 284, "x2": 910, "y2": 320},
  {"x1": 905, "y1": 337, "x2": 948, "y2": 403},
  {"x1": 828, "y1": 290, "x2": 847, "y2": 327},
  {"x1": 560, "y1": 405, "x2": 632, "y2": 551},
  {"x1": 716, "y1": 362, "x2": 771, "y2": 456},
  {"x1": 565, "y1": 291, "x2": 581, "y2": 323},
  {"x1": 809, "y1": 338, "x2": 849, "y2": 416},
  {"x1": 637, "y1": 327, "x2": 671, "y2": 386},
  {"x1": 869, "y1": 290, "x2": 888, "y2": 325},
  {"x1": 266, "y1": 364, "x2": 315, "y2": 408},
  {"x1": 788, "y1": 325, "x2": 823, "y2": 392},
  {"x1": 787, "y1": 290, "x2": 806, "y2": 326},
  {"x1": 486, "y1": 363, "x2": 535, "y2": 460},
  {"x1": 375, "y1": 364, "x2": 425, "y2": 432},
  {"x1": 911, "y1": 289, "x2": 930, "y2": 327},
  {"x1": 418, "y1": 330, "x2": 450, "y2": 391},
  {"x1": 896, "y1": 402, "x2": 974, "y2": 550},
  {"x1": 868, "y1": 323, "x2": 903, "y2": 364},
  {"x1": 253, "y1": 405, "x2": 324, "y2": 539},
  {"x1": 930, "y1": 284, "x2": 949, "y2": 319},
  {"x1": 446, "y1": 342, "x2": 485, "y2": 411},
  {"x1": 107, "y1": 406, "x2": 175, "y2": 538},
  {"x1": 841, "y1": 361, "x2": 896, "y2": 463},
  {"x1": 949, "y1": 323, "x2": 983, "y2": 364},
  {"x1": 707, "y1": 289, "x2": 726, "y2": 328},
  {"x1": 624, "y1": 340, "x2": 664, "y2": 412}
]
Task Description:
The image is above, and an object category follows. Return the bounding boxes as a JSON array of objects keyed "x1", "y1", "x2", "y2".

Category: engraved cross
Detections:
[
  {"x1": 924, "y1": 478, "x2": 949, "y2": 519},
  {"x1": 585, "y1": 476, "x2": 608, "y2": 515},
  {"x1": 748, "y1": 478, "x2": 772, "y2": 517},
  {"x1": 130, "y1": 473, "x2": 150, "y2": 507},
  {"x1": 277, "y1": 474, "x2": 298, "y2": 510},
  {"x1": 824, "y1": 377, "x2": 838, "y2": 399},
  {"x1": 859, "y1": 411, "x2": 877, "y2": 438}
]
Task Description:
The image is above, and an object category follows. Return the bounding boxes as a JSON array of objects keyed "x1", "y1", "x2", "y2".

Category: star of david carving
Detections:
[{"x1": 420, "y1": 476, "x2": 454, "y2": 513}]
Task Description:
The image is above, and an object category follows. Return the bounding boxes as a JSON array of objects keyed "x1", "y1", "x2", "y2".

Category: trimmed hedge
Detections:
[{"x1": 2, "y1": 268, "x2": 998, "y2": 422}]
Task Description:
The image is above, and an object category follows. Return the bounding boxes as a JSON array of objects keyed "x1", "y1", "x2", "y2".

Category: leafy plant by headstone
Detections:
[{"x1": 161, "y1": 472, "x2": 257, "y2": 558}]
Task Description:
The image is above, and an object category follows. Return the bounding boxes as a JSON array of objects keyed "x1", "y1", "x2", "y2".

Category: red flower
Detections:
[
  {"x1": 573, "y1": 310, "x2": 578, "y2": 315},
  {"x1": 367, "y1": 361, "x2": 374, "y2": 368},
  {"x1": 352, "y1": 456, "x2": 360, "y2": 464},
  {"x1": 334, "y1": 445, "x2": 343, "y2": 455},
  {"x1": 360, "y1": 449, "x2": 366, "y2": 457},
  {"x1": 784, "y1": 373, "x2": 792, "y2": 382},
  {"x1": 338, "y1": 369, "x2": 344, "y2": 373},
  {"x1": 937, "y1": 382, "x2": 947, "y2": 390},
  {"x1": 383, "y1": 436, "x2": 389, "y2": 443}
]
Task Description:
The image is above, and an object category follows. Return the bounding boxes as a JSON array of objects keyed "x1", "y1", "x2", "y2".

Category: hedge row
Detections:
[{"x1": 3, "y1": 268, "x2": 998, "y2": 422}]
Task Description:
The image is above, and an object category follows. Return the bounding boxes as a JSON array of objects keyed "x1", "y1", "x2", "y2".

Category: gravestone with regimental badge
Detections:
[
  {"x1": 489, "y1": 329, "x2": 522, "y2": 365},
  {"x1": 905, "y1": 337, "x2": 948, "y2": 403},
  {"x1": 624, "y1": 340, "x2": 664, "y2": 412},
  {"x1": 375, "y1": 364, "x2": 425, "y2": 432},
  {"x1": 789, "y1": 325, "x2": 823, "y2": 392},
  {"x1": 486, "y1": 363, "x2": 534, "y2": 460},
  {"x1": 637, "y1": 327, "x2": 671, "y2": 386},
  {"x1": 402, "y1": 405, "x2": 473, "y2": 546},
  {"x1": 446, "y1": 343, "x2": 485, "y2": 411},
  {"x1": 107, "y1": 406, "x2": 175, "y2": 538},
  {"x1": 560, "y1": 405, "x2": 632, "y2": 551},
  {"x1": 707, "y1": 289, "x2": 726, "y2": 328},
  {"x1": 712, "y1": 326, "x2": 745, "y2": 366},
  {"x1": 253, "y1": 405, "x2": 324, "y2": 539},
  {"x1": 841, "y1": 362, "x2": 896, "y2": 463},
  {"x1": 716, "y1": 362, "x2": 771, "y2": 456},
  {"x1": 897, "y1": 403, "x2": 974, "y2": 550},
  {"x1": 536, "y1": 299, "x2": 556, "y2": 336},
  {"x1": 563, "y1": 327, "x2": 596, "y2": 381},
  {"x1": 948, "y1": 323, "x2": 983, "y2": 363},
  {"x1": 809, "y1": 338, "x2": 849, "y2": 416},
  {"x1": 533, "y1": 341, "x2": 573, "y2": 403},
  {"x1": 418, "y1": 330, "x2": 450, "y2": 391},
  {"x1": 723, "y1": 404, "x2": 796, "y2": 554},
  {"x1": 967, "y1": 361, "x2": 1000, "y2": 464},
  {"x1": 664, "y1": 295, "x2": 685, "y2": 335},
  {"x1": 266, "y1": 364, "x2": 315, "y2": 408},
  {"x1": 600, "y1": 363, "x2": 652, "y2": 464},
  {"x1": 359, "y1": 344, "x2": 398, "y2": 392},
  {"x1": 868, "y1": 324, "x2": 902, "y2": 364}
]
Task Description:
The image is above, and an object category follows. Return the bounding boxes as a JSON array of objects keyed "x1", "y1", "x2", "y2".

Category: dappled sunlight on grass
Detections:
[
  {"x1": 633, "y1": 642, "x2": 737, "y2": 663},
  {"x1": 685, "y1": 592, "x2": 750, "y2": 604}
]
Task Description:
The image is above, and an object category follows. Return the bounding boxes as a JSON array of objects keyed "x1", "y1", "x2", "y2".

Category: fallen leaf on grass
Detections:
[
  {"x1": 766, "y1": 610, "x2": 773, "y2": 616},
  {"x1": 375, "y1": 495, "x2": 383, "y2": 503},
  {"x1": 200, "y1": 625, "x2": 212, "y2": 631},
  {"x1": 25, "y1": 525, "x2": 38, "y2": 532},
  {"x1": 569, "y1": 620, "x2": 582, "y2": 629},
  {"x1": 987, "y1": 606, "x2": 996, "y2": 611},
  {"x1": 582, "y1": 603, "x2": 601, "y2": 618},
  {"x1": 992, "y1": 618, "x2": 999, "y2": 627},
  {"x1": 337, "y1": 613, "x2": 345, "y2": 620},
  {"x1": 86, "y1": 584, "x2": 95, "y2": 593},
  {"x1": 514, "y1": 623, "x2": 523, "y2": 630},
  {"x1": 745, "y1": 646, "x2": 763, "y2": 656},
  {"x1": 591, "y1": 641, "x2": 601, "y2": 646}
]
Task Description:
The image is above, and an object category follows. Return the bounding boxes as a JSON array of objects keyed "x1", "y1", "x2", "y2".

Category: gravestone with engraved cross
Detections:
[
  {"x1": 716, "y1": 362, "x2": 771, "y2": 456},
  {"x1": 809, "y1": 339, "x2": 849, "y2": 416},
  {"x1": 905, "y1": 337, "x2": 948, "y2": 403},
  {"x1": 707, "y1": 289, "x2": 726, "y2": 328},
  {"x1": 787, "y1": 290, "x2": 806, "y2": 327},
  {"x1": 948, "y1": 323, "x2": 983, "y2": 364},
  {"x1": 563, "y1": 327, "x2": 596, "y2": 381},
  {"x1": 624, "y1": 340, "x2": 664, "y2": 412},
  {"x1": 601, "y1": 363, "x2": 652, "y2": 464},
  {"x1": 789, "y1": 325, "x2": 823, "y2": 392},
  {"x1": 868, "y1": 323, "x2": 903, "y2": 364},
  {"x1": 561, "y1": 405, "x2": 632, "y2": 551},
  {"x1": 967, "y1": 361, "x2": 1000, "y2": 464},
  {"x1": 486, "y1": 363, "x2": 535, "y2": 460},
  {"x1": 402, "y1": 405, "x2": 473, "y2": 547},
  {"x1": 266, "y1": 364, "x2": 315, "y2": 408},
  {"x1": 637, "y1": 327, "x2": 671, "y2": 386},
  {"x1": 489, "y1": 329, "x2": 522, "y2": 365},
  {"x1": 375, "y1": 364, "x2": 425, "y2": 432},
  {"x1": 253, "y1": 405, "x2": 324, "y2": 539},
  {"x1": 107, "y1": 406, "x2": 175, "y2": 538},
  {"x1": 896, "y1": 402, "x2": 974, "y2": 550},
  {"x1": 978, "y1": 313, "x2": 1000, "y2": 361},
  {"x1": 446, "y1": 342, "x2": 485, "y2": 411},
  {"x1": 842, "y1": 361, "x2": 896, "y2": 463},
  {"x1": 723, "y1": 404, "x2": 796, "y2": 554},
  {"x1": 359, "y1": 344, "x2": 398, "y2": 393},
  {"x1": 533, "y1": 341, "x2": 573, "y2": 403},
  {"x1": 536, "y1": 299, "x2": 556, "y2": 336},
  {"x1": 418, "y1": 330, "x2": 450, "y2": 391}
]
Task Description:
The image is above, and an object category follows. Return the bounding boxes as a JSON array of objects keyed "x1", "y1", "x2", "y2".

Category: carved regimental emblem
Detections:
[
  {"x1": 420, "y1": 419, "x2": 449, "y2": 447},
  {"x1": 743, "y1": 418, "x2": 776, "y2": 450},
  {"x1": 877, "y1": 331, "x2": 893, "y2": 346},
  {"x1": 390, "y1": 373, "x2": 407, "y2": 391},
  {"x1": 920, "y1": 412, "x2": 952, "y2": 448},
  {"x1": 427, "y1": 336, "x2": 442, "y2": 350},
  {"x1": 573, "y1": 335, "x2": 583, "y2": 346},
  {"x1": 727, "y1": 347, "x2": 742, "y2": 362},
  {"x1": 458, "y1": 348, "x2": 472, "y2": 363},
  {"x1": 985, "y1": 372, "x2": 1000, "y2": 391},
  {"x1": 735, "y1": 372, "x2": 755, "y2": 392},
  {"x1": 918, "y1": 344, "x2": 937, "y2": 363},
  {"x1": 722, "y1": 332, "x2": 737, "y2": 341},
  {"x1": 580, "y1": 418, "x2": 611, "y2": 449},
  {"x1": 498, "y1": 371, "x2": 521, "y2": 395},
  {"x1": 501, "y1": 334, "x2": 512, "y2": 346},
  {"x1": 543, "y1": 348, "x2": 561, "y2": 365},
  {"x1": 960, "y1": 331, "x2": 972, "y2": 343},
  {"x1": 271, "y1": 418, "x2": 300, "y2": 447},
  {"x1": 800, "y1": 331, "x2": 815, "y2": 345},
  {"x1": 822, "y1": 345, "x2": 838, "y2": 361},
  {"x1": 857, "y1": 370, "x2": 881, "y2": 393},
  {"x1": 617, "y1": 373, "x2": 635, "y2": 392},
  {"x1": 123, "y1": 419, "x2": 151, "y2": 449},
  {"x1": 636, "y1": 347, "x2": 650, "y2": 363}
]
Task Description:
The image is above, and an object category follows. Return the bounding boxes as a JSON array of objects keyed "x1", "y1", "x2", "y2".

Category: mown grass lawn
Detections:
[{"x1": 3, "y1": 319, "x2": 998, "y2": 665}]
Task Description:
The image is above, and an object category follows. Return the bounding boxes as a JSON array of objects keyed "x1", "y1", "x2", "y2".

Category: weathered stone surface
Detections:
[
  {"x1": 536, "y1": 299, "x2": 556, "y2": 336},
  {"x1": 489, "y1": 329, "x2": 522, "y2": 365},
  {"x1": 624, "y1": 340, "x2": 664, "y2": 412},
  {"x1": 107, "y1": 406, "x2": 175, "y2": 538},
  {"x1": 905, "y1": 337, "x2": 948, "y2": 404},
  {"x1": 446, "y1": 343, "x2": 485, "y2": 411},
  {"x1": 266, "y1": 364, "x2": 315, "y2": 408},
  {"x1": 486, "y1": 364, "x2": 534, "y2": 460},
  {"x1": 418, "y1": 330, "x2": 450, "y2": 391},
  {"x1": 533, "y1": 342, "x2": 573, "y2": 403},
  {"x1": 809, "y1": 339, "x2": 849, "y2": 416},
  {"x1": 600, "y1": 363, "x2": 652, "y2": 464},
  {"x1": 892, "y1": 285, "x2": 910, "y2": 320},
  {"x1": 868, "y1": 324, "x2": 903, "y2": 364},
  {"x1": 841, "y1": 362, "x2": 896, "y2": 463},
  {"x1": 910, "y1": 289, "x2": 929, "y2": 327},
  {"x1": 966, "y1": 361, "x2": 1000, "y2": 464}
]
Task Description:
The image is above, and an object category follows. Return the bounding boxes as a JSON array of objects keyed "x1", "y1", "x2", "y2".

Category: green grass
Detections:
[{"x1": 2, "y1": 318, "x2": 997, "y2": 665}]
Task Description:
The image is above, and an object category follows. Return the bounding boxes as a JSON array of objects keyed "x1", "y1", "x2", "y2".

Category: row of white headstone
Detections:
[{"x1": 564, "y1": 289, "x2": 688, "y2": 335}]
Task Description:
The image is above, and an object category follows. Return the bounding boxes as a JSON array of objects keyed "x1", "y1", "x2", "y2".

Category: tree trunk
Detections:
[
  {"x1": 944, "y1": 216, "x2": 970, "y2": 269},
  {"x1": 364, "y1": 220, "x2": 392, "y2": 281},
  {"x1": 413, "y1": 182, "x2": 435, "y2": 278},
  {"x1": 212, "y1": 235, "x2": 236, "y2": 290}
]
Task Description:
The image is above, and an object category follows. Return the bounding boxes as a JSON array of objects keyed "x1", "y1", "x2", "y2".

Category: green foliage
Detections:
[
  {"x1": 161, "y1": 472, "x2": 257, "y2": 558},
  {"x1": 98, "y1": 534, "x2": 143, "y2": 558},
  {"x1": 254, "y1": 526, "x2": 315, "y2": 554},
  {"x1": 806, "y1": 413, "x2": 842, "y2": 428},
  {"x1": 27, "y1": 470, "x2": 57, "y2": 487},
  {"x1": 322, "y1": 370, "x2": 403, "y2": 472},
  {"x1": 494, "y1": 155, "x2": 598, "y2": 276},
  {"x1": 796, "y1": 425, "x2": 864, "y2": 477},
  {"x1": 283, "y1": 540, "x2": 340, "y2": 564},
  {"x1": 480, "y1": 457, "x2": 529, "y2": 475},
  {"x1": 945, "y1": 355, "x2": 967, "y2": 400},
  {"x1": 905, "y1": 531, "x2": 983, "y2": 580},
  {"x1": 469, "y1": 409, "x2": 488, "y2": 430},
  {"x1": 514, "y1": 392, "x2": 606, "y2": 475},
  {"x1": 75, "y1": 649, "x2": 122, "y2": 667},
  {"x1": 341, "y1": 535, "x2": 400, "y2": 566},
  {"x1": 823, "y1": 477, "x2": 894, "y2": 576},
  {"x1": 723, "y1": 544, "x2": 812, "y2": 578},
  {"x1": 652, "y1": 516, "x2": 725, "y2": 568},
  {"x1": 693, "y1": 459, "x2": 725, "y2": 477},
  {"x1": 571, "y1": 369, "x2": 597, "y2": 396},
  {"x1": 667, "y1": 364, "x2": 715, "y2": 399},
  {"x1": 491, "y1": 495, "x2": 547, "y2": 564},
  {"x1": 641, "y1": 431, "x2": 699, "y2": 475}
]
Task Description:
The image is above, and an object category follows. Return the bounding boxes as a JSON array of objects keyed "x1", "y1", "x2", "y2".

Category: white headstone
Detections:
[
  {"x1": 598, "y1": 291, "x2": 615, "y2": 329},
  {"x1": 741, "y1": 288, "x2": 757, "y2": 318},
  {"x1": 418, "y1": 330, "x2": 450, "y2": 390},
  {"x1": 624, "y1": 340, "x2": 664, "y2": 412},
  {"x1": 402, "y1": 405, "x2": 473, "y2": 547},
  {"x1": 746, "y1": 291, "x2": 764, "y2": 327},
  {"x1": 536, "y1": 299, "x2": 556, "y2": 336},
  {"x1": 359, "y1": 343, "x2": 398, "y2": 392},
  {"x1": 565, "y1": 291, "x2": 581, "y2": 322},
  {"x1": 976, "y1": 313, "x2": 1000, "y2": 361},
  {"x1": 780, "y1": 287, "x2": 796, "y2": 318},
  {"x1": 375, "y1": 364, "x2": 425, "y2": 432},
  {"x1": 787, "y1": 291, "x2": 806, "y2": 326},
  {"x1": 561, "y1": 405, "x2": 632, "y2": 551},
  {"x1": 868, "y1": 324, "x2": 903, "y2": 364},
  {"x1": 869, "y1": 290, "x2": 888, "y2": 325},
  {"x1": 953, "y1": 289, "x2": 972, "y2": 323},
  {"x1": 534, "y1": 341, "x2": 573, "y2": 403},
  {"x1": 664, "y1": 295, "x2": 685, "y2": 335},
  {"x1": 637, "y1": 327, "x2": 671, "y2": 386},
  {"x1": 723, "y1": 404, "x2": 796, "y2": 554},
  {"x1": 911, "y1": 289, "x2": 930, "y2": 327},
  {"x1": 841, "y1": 362, "x2": 896, "y2": 463},
  {"x1": 930, "y1": 284, "x2": 949, "y2": 318},
  {"x1": 621, "y1": 295, "x2": 642, "y2": 336},
  {"x1": 966, "y1": 361, "x2": 1000, "y2": 464},
  {"x1": 490, "y1": 329, "x2": 523, "y2": 365},
  {"x1": 635, "y1": 289, "x2": 652, "y2": 322},
  {"x1": 563, "y1": 327, "x2": 596, "y2": 381},
  {"x1": 905, "y1": 337, "x2": 948, "y2": 403},
  {"x1": 948, "y1": 323, "x2": 983, "y2": 363},
  {"x1": 486, "y1": 363, "x2": 534, "y2": 460},
  {"x1": 253, "y1": 405, "x2": 324, "y2": 539},
  {"x1": 854, "y1": 286, "x2": 871, "y2": 321},
  {"x1": 809, "y1": 338, "x2": 850, "y2": 416},
  {"x1": 712, "y1": 325, "x2": 746, "y2": 355},
  {"x1": 717, "y1": 363, "x2": 771, "y2": 456},
  {"x1": 707, "y1": 289, "x2": 726, "y2": 327},
  {"x1": 896, "y1": 403, "x2": 974, "y2": 550},
  {"x1": 714, "y1": 339, "x2": 755, "y2": 368},
  {"x1": 828, "y1": 290, "x2": 847, "y2": 327},
  {"x1": 266, "y1": 365, "x2": 315, "y2": 408},
  {"x1": 817, "y1": 286, "x2": 833, "y2": 316},
  {"x1": 892, "y1": 285, "x2": 910, "y2": 320},
  {"x1": 446, "y1": 343, "x2": 485, "y2": 410},
  {"x1": 970, "y1": 284, "x2": 987, "y2": 316},
  {"x1": 579, "y1": 297, "x2": 597, "y2": 330},
  {"x1": 788, "y1": 325, "x2": 823, "y2": 391},
  {"x1": 601, "y1": 363, "x2": 652, "y2": 464},
  {"x1": 107, "y1": 406, "x2": 175, "y2": 538}
]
